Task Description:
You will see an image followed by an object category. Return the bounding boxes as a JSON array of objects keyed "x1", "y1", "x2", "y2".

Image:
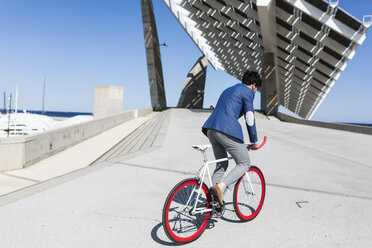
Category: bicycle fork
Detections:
[{"x1": 243, "y1": 171, "x2": 255, "y2": 196}]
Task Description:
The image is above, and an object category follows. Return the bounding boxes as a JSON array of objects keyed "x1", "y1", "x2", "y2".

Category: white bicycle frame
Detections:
[{"x1": 186, "y1": 145, "x2": 255, "y2": 215}]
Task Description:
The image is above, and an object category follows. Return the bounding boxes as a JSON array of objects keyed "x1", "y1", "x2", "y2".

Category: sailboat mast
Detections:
[
  {"x1": 7, "y1": 94, "x2": 12, "y2": 137},
  {"x1": 15, "y1": 86, "x2": 18, "y2": 115},
  {"x1": 42, "y1": 75, "x2": 46, "y2": 115}
]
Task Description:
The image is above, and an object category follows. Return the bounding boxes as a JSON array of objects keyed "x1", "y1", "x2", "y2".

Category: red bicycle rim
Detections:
[{"x1": 164, "y1": 180, "x2": 211, "y2": 243}]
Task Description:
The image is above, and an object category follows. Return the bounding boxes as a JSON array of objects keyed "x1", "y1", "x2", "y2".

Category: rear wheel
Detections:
[
  {"x1": 162, "y1": 178, "x2": 211, "y2": 244},
  {"x1": 233, "y1": 166, "x2": 265, "y2": 222}
]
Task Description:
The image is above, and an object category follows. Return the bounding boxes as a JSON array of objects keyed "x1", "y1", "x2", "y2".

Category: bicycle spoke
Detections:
[{"x1": 169, "y1": 211, "x2": 206, "y2": 234}]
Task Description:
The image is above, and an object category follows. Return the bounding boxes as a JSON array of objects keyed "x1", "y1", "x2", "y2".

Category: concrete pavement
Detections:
[{"x1": 0, "y1": 109, "x2": 371, "y2": 247}]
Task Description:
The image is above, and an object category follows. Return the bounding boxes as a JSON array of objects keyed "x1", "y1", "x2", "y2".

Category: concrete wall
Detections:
[
  {"x1": 276, "y1": 112, "x2": 372, "y2": 135},
  {"x1": 0, "y1": 108, "x2": 152, "y2": 172},
  {"x1": 94, "y1": 85, "x2": 124, "y2": 118},
  {"x1": 0, "y1": 137, "x2": 25, "y2": 171}
]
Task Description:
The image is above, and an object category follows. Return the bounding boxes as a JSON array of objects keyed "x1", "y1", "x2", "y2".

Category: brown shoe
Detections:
[{"x1": 210, "y1": 184, "x2": 223, "y2": 205}]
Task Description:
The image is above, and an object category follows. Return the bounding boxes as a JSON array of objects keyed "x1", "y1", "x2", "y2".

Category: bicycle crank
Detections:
[{"x1": 212, "y1": 200, "x2": 225, "y2": 218}]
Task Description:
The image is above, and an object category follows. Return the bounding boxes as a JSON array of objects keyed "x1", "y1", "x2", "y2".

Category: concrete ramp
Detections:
[
  {"x1": 0, "y1": 109, "x2": 371, "y2": 247},
  {"x1": 92, "y1": 111, "x2": 170, "y2": 164}
]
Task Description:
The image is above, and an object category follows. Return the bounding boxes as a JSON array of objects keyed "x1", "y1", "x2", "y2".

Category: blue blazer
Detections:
[{"x1": 202, "y1": 84, "x2": 258, "y2": 143}]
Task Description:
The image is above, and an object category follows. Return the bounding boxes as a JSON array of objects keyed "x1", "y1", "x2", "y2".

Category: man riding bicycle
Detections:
[{"x1": 202, "y1": 70, "x2": 262, "y2": 207}]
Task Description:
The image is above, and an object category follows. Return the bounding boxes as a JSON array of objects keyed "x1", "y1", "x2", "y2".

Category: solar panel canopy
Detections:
[{"x1": 162, "y1": 0, "x2": 370, "y2": 119}]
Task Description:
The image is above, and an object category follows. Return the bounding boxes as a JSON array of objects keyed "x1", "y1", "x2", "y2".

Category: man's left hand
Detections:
[{"x1": 247, "y1": 143, "x2": 259, "y2": 151}]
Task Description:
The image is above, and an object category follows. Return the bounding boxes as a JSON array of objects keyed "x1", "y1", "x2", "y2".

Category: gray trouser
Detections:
[{"x1": 207, "y1": 129, "x2": 251, "y2": 188}]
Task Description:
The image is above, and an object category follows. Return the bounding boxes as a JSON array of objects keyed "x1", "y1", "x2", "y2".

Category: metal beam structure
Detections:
[
  {"x1": 161, "y1": 0, "x2": 370, "y2": 119},
  {"x1": 260, "y1": 52, "x2": 279, "y2": 115},
  {"x1": 141, "y1": 0, "x2": 167, "y2": 111},
  {"x1": 257, "y1": 0, "x2": 279, "y2": 115},
  {"x1": 177, "y1": 56, "x2": 208, "y2": 109}
]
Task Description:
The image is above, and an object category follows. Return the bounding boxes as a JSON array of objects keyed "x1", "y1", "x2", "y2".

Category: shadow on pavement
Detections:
[
  {"x1": 151, "y1": 223, "x2": 179, "y2": 246},
  {"x1": 219, "y1": 202, "x2": 242, "y2": 223},
  {"x1": 151, "y1": 219, "x2": 218, "y2": 246}
]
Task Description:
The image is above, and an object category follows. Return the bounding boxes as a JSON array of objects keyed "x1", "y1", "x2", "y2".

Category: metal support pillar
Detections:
[
  {"x1": 141, "y1": 0, "x2": 167, "y2": 111},
  {"x1": 260, "y1": 53, "x2": 279, "y2": 115},
  {"x1": 257, "y1": 0, "x2": 279, "y2": 116},
  {"x1": 177, "y1": 56, "x2": 208, "y2": 109}
]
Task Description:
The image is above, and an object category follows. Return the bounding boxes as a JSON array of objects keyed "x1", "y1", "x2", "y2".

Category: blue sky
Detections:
[{"x1": 0, "y1": 0, "x2": 371, "y2": 123}]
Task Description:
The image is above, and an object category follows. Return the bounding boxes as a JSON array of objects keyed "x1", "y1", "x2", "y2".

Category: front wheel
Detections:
[
  {"x1": 233, "y1": 166, "x2": 266, "y2": 222},
  {"x1": 162, "y1": 178, "x2": 211, "y2": 244}
]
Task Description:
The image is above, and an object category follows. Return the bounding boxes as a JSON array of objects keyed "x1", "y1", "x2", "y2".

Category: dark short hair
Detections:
[{"x1": 242, "y1": 70, "x2": 262, "y2": 88}]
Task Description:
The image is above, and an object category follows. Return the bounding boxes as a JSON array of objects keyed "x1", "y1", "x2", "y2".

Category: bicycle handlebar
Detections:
[
  {"x1": 248, "y1": 136, "x2": 267, "y2": 150},
  {"x1": 192, "y1": 136, "x2": 267, "y2": 152}
]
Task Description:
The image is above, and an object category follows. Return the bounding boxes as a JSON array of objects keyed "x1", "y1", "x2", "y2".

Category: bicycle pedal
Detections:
[{"x1": 213, "y1": 200, "x2": 225, "y2": 218}]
